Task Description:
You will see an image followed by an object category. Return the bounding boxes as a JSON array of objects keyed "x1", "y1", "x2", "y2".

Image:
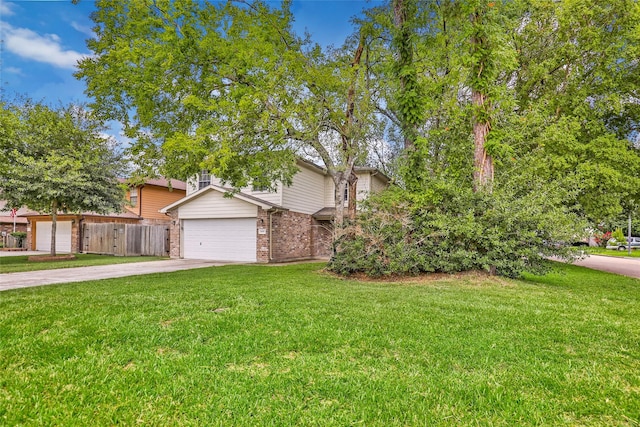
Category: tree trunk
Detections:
[
  {"x1": 333, "y1": 174, "x2": 348, "y2": 228},
  {"x1": 470, "y1": 6, "x2": 494, "y2": 192},
  {"x1": 472, "y1": 90, "x2": 493, "y2": 191},
  {"x1": 341, "y1": 37, "x2": 363, "y2": 220},
  {"x1": 347, "y1": 171, "x2": 358, "y2": 221},
  {"x1": 50, "y1": 200, "x2": 57, "y2": 257},
  {"x1": 393, "y1": 0, "x2": 419, "y2": 150}
]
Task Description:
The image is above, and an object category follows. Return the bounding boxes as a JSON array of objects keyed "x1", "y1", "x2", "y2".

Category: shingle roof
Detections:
[{"x1": 118, "y1": 177, "x2": 187, "y2": 191}]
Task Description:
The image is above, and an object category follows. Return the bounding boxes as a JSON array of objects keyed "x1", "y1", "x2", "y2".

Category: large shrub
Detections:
[{"x1": 329, "y1": 181, "x2": 583, "y2": 278}]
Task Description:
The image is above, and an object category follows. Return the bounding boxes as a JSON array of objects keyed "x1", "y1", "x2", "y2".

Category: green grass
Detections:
[
  {"x1": 586, "y1": 247, "x2": 640, "y2": 258},
  {"x1": 0, "y1": 253, "x2": 167, "y2": 273},
  {"x1": 1, "y1": 263, "x2": 638, "y2": 426}
]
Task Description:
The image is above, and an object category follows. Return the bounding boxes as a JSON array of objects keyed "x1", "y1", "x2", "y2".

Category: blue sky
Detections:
[{"x1": 0, "y1": 0, "x2": 380, "y2": 109}]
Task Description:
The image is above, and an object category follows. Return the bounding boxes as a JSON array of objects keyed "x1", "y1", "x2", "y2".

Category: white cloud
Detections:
[
  {"x1": 0, "y1": 2, "x2": 15, "y2": 16},
  {"x1": 4, "y1": 66, "x2": 23, "y2": 75},
  {"x1": 71, "y1": 21, "x2": 94, "y2": 38},
  {"x1": 0, "y1": 21, "x2": 89, "y2": 70}
]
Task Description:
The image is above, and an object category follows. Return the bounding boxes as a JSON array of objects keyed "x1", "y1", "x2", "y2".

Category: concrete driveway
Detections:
[
  {"x1": 573, "y1": 254, "x2": 640, "y2": 279},
  {"x1": 0, "y1": 259, "x2": 225, "y2": 291},
  {"x1": 0, "y1": 250, "x2": 50, "y2": 257}
]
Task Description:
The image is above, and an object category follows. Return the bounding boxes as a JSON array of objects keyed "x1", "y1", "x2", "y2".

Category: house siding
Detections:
[
  {"x1": 248, "y1": 182, "x2": 283, "y2": 206},
  {"x1": 281, "y1": 166, "x2": 326, "y2": 214},
  {"x1": 371, "y1": 174, "x2": 388, "y2": 194},
  {"x1": 355, "y1": 173, "x2": 370, "y2": 202},
  {"x1": 125, "y1": 184, "x2": 185, "y2": 222},
  {"x1": 323, "y1": 171, "x2": 378, "y2": 208},
  {"x1": 177, "y1": 190, "x2": 258, "y2": 219},
  {"x1": 324, "y1": 176, "x2": 335, "y2": 207}
]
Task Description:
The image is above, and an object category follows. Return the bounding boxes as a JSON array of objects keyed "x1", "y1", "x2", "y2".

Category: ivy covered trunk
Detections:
[
  {"x1": 50, "y1": 200, "x2": 58, "y2": 257},
  {"x1": 472, "y1": 90, "x2": 493, "y2": 190},
  {"x1": 470, "y1": 4, "x2": 494, "y2": 192}
]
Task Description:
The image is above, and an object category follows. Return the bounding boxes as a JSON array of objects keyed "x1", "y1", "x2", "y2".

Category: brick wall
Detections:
[
  {"x1": 167, "y1": 210, "x2": 181, "y2": 258},
  {"x1": 1, "y1": 223, "x2": 28, "y2": 248},
  {"x1": 256, "y1": 208, "x2": 270, "y2": 263},
  {"x1": 311, "y1": 219, "x2": 333, "y2": 258},
  {"x1": 271, "y1": 210, "x2": 313, "y2": 261},
  {"x1": 166, "y1": 207, "x2": 332, "y2": 263},
  {"x1": 71, "y1": 221, "x2": 80, "y2": 253},
  {"x1": 255, "y1": 208, "x2": 333, "y2": 263}
]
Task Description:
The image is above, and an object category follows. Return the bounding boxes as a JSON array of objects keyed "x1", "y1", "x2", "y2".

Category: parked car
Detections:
[{"x1": 606, "y1": 237, "x2": 640, "y2": 250}]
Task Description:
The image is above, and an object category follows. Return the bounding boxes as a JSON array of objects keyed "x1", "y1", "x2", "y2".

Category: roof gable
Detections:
[{"x1": 160, "y1": 185, "x2": 285, "y2": 213}]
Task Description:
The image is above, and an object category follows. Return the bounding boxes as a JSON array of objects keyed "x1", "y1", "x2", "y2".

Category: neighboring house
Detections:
[
  {"x1": 0, "y1": 202, "x2": 29, "y2": 248},
  {"x1": 21, "y1": 178, "x2": 186, "y2": 253},
  {"x1": 121, "y1": 178, "x2": 187, "y2": 225},
  {"x1": 160, "y1": 159, "x2": 389, "y2": 263}
]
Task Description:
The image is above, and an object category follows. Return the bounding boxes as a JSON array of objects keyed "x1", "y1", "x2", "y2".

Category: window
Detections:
[
  {"x1": 198, "y1": 170, "x2": 211, "y2": 190},
  {"x1": 344, "y1": 186, "x2": 349, "y2": 202},
  {"x1": 129, "y1": 187, "x2": 138, "y2": 207},
  {"x1": 252, "y1": 183, "x2": 270, "y2": 192}
]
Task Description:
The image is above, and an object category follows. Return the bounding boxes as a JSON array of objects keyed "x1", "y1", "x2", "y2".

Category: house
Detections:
[
  {"x1": 120, "y1": 178, "x2": 187, "y2": 225},
  {"x1": 160, "y1": 160, "x2": 389, "y2": 262},
  {"x1": 22, "y1": 178, "x2": 186, "y2": 253},
  {"x1": 0, "y1": 202, "x2": 29, "y2": 248}
]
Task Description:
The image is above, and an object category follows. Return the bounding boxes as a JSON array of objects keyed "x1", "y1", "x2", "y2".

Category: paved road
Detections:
[
  {"x1": 0, "y1": 259, "x2": 225, "y2": 291},
  {"x1": 573, "y1": 254, "x2": 640, "y2": 279}
]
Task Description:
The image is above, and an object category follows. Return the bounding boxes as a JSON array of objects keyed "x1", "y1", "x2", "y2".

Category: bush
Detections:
[
  {"x1": 329, "y1": 181, "x2": 583, "y2": 278},
  {"x1": 10, "y1": 231, "x2": 27, "y2": 248},
  {"x1": 610, "y1": 228, "x2": 627, "y2": 245}
]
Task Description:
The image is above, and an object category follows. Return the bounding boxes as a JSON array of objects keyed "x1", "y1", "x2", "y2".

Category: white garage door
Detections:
[
  {"x1": 183, "y1": 218, "x2": 257, "y2": 262},
  {"x1": 36, "y1": 221, "x2": 72, "y2": 253}
]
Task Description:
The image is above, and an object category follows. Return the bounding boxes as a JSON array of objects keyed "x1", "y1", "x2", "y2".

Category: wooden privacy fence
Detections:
[{"x1": 83, "y1": 223, "x2": 169, "y2": 256}]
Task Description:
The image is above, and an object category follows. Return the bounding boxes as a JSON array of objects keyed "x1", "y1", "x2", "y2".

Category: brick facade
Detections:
[
  {"x1": 256, "y1": 208, "x2": 270, "y2": 263},
  {"x1": 1, "y1": 222, "x2": 28, "y2": 249},
  {"x1": 254, "y1": 208, "x2": 332, "y2": 263},
  {"x1": 311, "y1": 220, "x2": 333, "y2": 258},
  {"x1": 165, "y1": 207, "x2": 332, "y2": 263},
  {"x1": 167, "y1": 210, "x2": 181, "y2": 258},
  {"x1": 270, "y1": 210, "x2": 313, "y2": 261}
]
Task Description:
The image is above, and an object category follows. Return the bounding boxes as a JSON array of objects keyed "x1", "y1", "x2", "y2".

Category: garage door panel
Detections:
[
  {"x1": 183, "y1": 218, "x2": 256, "y2": 262},
  {"x1": 35, "y1": 221, "x2": 72, "y2": 252}
]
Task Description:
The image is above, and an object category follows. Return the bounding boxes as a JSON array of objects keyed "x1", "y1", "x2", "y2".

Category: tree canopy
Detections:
[
  {"x1": 0, "y1": 100, "x2": 126, "y2": 255},
  {"x1": 77, "y1": 0, "x2": 382, "y2": 224},
  {"x1": 75, "y1": 0, "x2": 640, "y2": 274},
  {"x1": 363, "y1": 0, "x2": 640, "y2": 221}
]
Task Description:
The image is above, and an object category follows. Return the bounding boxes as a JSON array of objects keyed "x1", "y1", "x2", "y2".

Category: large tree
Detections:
[
  {"x1": 507, "y1": 0, "x2": 640, "y2": 221},
  {"x1": 367, "y1": 0, "x2": 640, "y2": 219},
  {"x1": 77, "y1": 0, "x2": 379, "y2": 225},
  {"x1": 0, "y1": 100, "x2": 125, "y2": 256}
]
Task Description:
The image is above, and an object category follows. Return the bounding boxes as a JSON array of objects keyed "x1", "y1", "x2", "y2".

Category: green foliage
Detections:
[
  {"x1": 365, "y1": 0, "x2": 640, "y2": 220},
  {"x1": 0, "y1": 100, "x2": 126, "y2": 254},
  {"x1": 611, "y1": 228, "x2": 628, "y2": 245},
  {"x1": 330, "y1": 181, "x2": 583, "y2": 278}
]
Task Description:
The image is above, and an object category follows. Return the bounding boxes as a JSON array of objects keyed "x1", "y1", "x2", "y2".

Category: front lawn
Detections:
[
  {"x1": 0, "y1": 253, "x2": 167, "y2": 273},
  {"x1": 586, "y1": 247, "x2": 640, "y2": 258},
  {"x1": 1, "y1": 263, "x2": 638, "y2": 425}
]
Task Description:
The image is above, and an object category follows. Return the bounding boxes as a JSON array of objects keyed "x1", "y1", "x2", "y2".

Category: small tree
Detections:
[
  {"x1": 0, "y1": 100, "x2": 126, "y2": 256},
  {"x1": 611, "y1": 228, "x2": 627, "y2": 246}
]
